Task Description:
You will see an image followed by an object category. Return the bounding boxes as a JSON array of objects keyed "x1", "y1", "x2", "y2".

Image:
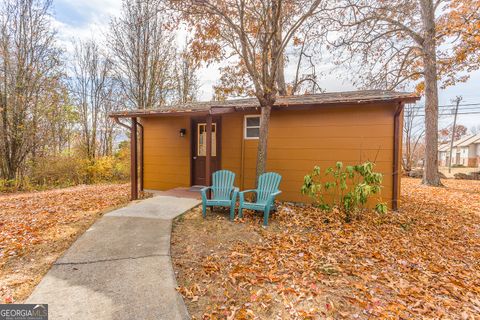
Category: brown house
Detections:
[{"x1": 110, "y1": 90, "x2": 419, "y2": 209}]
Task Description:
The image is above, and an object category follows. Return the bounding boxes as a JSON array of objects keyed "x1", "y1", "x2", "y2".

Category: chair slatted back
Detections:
[
  {"x1": 257, "y1": 172, "x2": 282, "y2": 203},
  {"x1": 211, "y1": 170, "x2": 235, "y2": 200}
]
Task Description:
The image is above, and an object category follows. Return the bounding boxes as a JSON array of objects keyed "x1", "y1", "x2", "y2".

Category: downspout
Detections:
[
  {"x1": 130, "y1": 118, "x2": 138, "y2": 200},
  {"x1": 392, "y1": 102, "x2": 404, "y2": 211}
]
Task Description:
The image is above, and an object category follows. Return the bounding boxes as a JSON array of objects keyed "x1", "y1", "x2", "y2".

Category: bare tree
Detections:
[
  {"x1": 0, "y1": 0, "x2": 62, "y2": 181},
  {"x1": 324, "y1": 0, "x2": 460, "y2": 186},
  {"x1": 403, "y1": 105, "x2": 425, "y2": 173},
  {"x1": 289, "y1": 21, "x2": 325, "y2": 95},
  {"x1": 70, "y1": 39, "x2": 116, "y2": 159},
  {"x1": 173, "y1": 44, "x2": 199, "y2": 104},
  {"x1": 109, "y1": 0, "x2": 176, "y2": 110},
  {"x1": 470, "y1": 125, "x2": 480, "y2": 135},
  {"x1": 179, "y1": 0, "x2": 326, "y2": 178}
]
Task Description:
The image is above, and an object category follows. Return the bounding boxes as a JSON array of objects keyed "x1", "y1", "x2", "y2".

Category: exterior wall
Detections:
[
  {"x1": 438, "y1": 151, "x2": 447, "y2": 166},
  {"x1": 221, "y1": 103, "x2": 398, "y2": 206},
  {"x1": 142, "y1": 116, "x2": 191, "y2": 190},
  {"x1": 460, "y1": 147, "x2": 469, "y2": 166},
  {"x1": 141, "y1": 102, "x2": 400, "y2": 207},
  {"x1": 467, "y1": 144, "x2": 478, "y2": 167}
]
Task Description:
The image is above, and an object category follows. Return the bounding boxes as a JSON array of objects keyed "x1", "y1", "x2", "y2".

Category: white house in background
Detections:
[{"x1": 438, "y1": 134, "x2": 480, "y2": 167}]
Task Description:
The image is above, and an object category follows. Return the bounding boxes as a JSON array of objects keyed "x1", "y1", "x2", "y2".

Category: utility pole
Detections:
[{"x1": 448, "y1": 96, "x2": 462, "y2": 173}]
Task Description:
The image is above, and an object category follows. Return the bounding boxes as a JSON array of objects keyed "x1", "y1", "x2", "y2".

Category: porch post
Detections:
[
  {"x1": 138, "y1": 122, "x2": 144, "y2": 192},
  {"x1": 205, "y1": 114, "x2": 212, "y2": 186},
  {"x1": 131, "y1": 117, "x2": 138, "y2": 200}
]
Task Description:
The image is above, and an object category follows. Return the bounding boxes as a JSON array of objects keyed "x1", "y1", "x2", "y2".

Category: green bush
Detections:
[{"x1": 301, "y1": 161, "x2": 386, "y2": 222}]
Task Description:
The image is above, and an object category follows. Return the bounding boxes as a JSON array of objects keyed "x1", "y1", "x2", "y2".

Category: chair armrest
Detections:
[
  {"x1": 239, "y1": 189, "x2": 256, "y2": 202},
  {"x1": 230, "y1": 187, "x2": 239, "y2": 201},
  {"x1": 239, "y1": 189, "x2": 257, "y2": 195},
  {"x1": 267, "y1": 190, "x2": 282, "y2": 204},
  {"x1": 201, "y1": 186, "x2": 212, "y2": 202},
  {"x1": 200, "y1": 186, "x2": 212, "y2": 193}
]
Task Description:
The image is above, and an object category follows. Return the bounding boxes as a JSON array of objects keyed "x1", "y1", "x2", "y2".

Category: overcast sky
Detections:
[{"x1": 51, "y1": 0, "x2": 480, "y2": 130}]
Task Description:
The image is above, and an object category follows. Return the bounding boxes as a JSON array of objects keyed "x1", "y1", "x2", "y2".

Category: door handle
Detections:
[{"x1": 193, "y1": 156, "x2": 197, "y2": 159}]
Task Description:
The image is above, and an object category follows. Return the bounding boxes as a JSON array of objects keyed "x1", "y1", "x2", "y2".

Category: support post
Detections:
[
  {"x1": 205, "y1": 114, "x2": 212, "y2": 187},
  {"x1": 392, "y1": 102, "x2": 404, "y2": 211},
  {"x1": 131, "y1": 117, "x2": 138, "y2": 200},
  {"x1": 138, "y1": 122, "x2": 144, "y2": 192}
]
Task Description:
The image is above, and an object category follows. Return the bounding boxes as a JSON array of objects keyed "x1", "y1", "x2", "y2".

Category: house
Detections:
[
  {"x1": 110, "y1": 90, "x2": 419, "y2": 210},
  {"x1": 438, "y1": 134, "x2": 480, "y2": 167}
]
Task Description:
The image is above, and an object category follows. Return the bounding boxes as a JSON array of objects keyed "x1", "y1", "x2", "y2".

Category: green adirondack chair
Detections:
[
  {"x1": 238, "y1": 172, "x2": 282, "y2": 226},
  {"x1": 201, "y1": 170, "x2": 239, "y2": 221}
]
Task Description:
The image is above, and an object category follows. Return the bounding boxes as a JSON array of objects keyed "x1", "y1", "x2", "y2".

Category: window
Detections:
[
  {"x1": 244, "y1": 115, "x2": 260, "y2": 139},
  {"x1": 197, "y1": 123, "x2": 216, "y2": 156}
]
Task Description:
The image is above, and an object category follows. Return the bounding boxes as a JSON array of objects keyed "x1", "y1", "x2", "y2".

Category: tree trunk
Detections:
[
  {"x1": 255, "y1": 103, "x2": 272, "y2": 180},
  {"x1": 276, "y1": 54, "x2": 287, "y2": 95},
  {"x1": 420, "y1": 0, "x2": 441, "y2": 186}
]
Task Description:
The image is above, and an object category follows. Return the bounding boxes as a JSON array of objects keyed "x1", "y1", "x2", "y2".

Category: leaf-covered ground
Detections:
[
  {"x1": 0, "y1": 184, "x2": 130, "y2": 303},
  {"x1": 172, "y1": 178, "x2": 480, "y2": 319}
]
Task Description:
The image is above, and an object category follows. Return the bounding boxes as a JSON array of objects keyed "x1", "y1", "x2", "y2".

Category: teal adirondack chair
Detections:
[
  {"x1": 201, "y1": 170, "x2": 239, "y2": 221},
  {"x1": 238, "y1": 172, "x2": 282, "y2": 226}
]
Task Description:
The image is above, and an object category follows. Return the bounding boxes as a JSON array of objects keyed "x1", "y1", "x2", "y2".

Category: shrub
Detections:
[
  {"x1": 301, "y1": 161, "x2": 386, "y2": 222},
  {"x1": 83, "y1": 156, "x2": 129, "y2": 184},
  {"x1": 29, "y1": 155, "x2": 85, "y2": 188},
  {"x1": 23, "y1": 154, "x2": 129, "y2": 189}
]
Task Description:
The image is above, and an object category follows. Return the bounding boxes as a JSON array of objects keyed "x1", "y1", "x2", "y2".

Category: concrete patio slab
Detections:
[
  {"x1": 27, "y1": 194, "x2": 201, "y2": 320},
  {"x1": 108, "y1": 195, "x2": 200, "y2": 220},
  {"x1": 56, "y1": 216, "x2": 171, "y2": 264}
]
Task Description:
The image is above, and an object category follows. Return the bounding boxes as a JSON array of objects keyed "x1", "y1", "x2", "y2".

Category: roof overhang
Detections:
[{"x1": 109, "y1": 90, "x2": 420, "y2": 118}]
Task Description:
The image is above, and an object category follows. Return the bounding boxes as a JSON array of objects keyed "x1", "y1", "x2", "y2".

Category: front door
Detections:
[{"x1": 192, "y1": 118, "x2": 221, "y2": 186}]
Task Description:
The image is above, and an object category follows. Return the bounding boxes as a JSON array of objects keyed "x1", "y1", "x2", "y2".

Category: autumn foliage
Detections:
[
  {"x1": 173, "y1": 178, "x2": 480, "y2": 318},
  {"x1": 0, "y1": 184, "x2": 131, "y2": 303}
]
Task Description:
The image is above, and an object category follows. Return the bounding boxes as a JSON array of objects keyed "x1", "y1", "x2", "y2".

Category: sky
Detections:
[{"x1": 51, "y1": 0, "x2": 480, "y2": 131}]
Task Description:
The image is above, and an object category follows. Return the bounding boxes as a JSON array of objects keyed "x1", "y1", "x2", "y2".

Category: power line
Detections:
[
  {"x1": 405, "y1": 111, "x2": 480, "y2": 117},
  {"x1": 405, "y1": 104, "x2": 480, "y2": 109},
  {"x1": 406, "y1": 102, "x2": 480, "y2": 108}
]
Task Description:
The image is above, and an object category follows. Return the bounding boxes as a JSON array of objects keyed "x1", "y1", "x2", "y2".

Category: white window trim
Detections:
[{"x1": 244, "y1": 115, "x2": 260, "y2": 140}]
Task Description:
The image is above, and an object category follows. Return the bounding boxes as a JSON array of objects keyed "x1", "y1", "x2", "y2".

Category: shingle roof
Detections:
[
  {"x1": 438, "y1": 134, "x2": 480, "y2": 151},
  {"x1": 110, "y1": 90, "x2": 419, "y2": 118},
  {"x1": 457, "y1": 134, "x2": 480, "y2": 146}
]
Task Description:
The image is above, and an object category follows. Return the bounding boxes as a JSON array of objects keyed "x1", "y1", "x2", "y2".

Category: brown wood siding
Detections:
[
  {"x1": 142, "y1": 116, "x2": 191, "y2": 190},
  {"x1": 221, "y1": 103, "x2": 398, "y2": 206},
  {"x1": 220, "y1": 113, "x2": 243, "y2": 187},
  {"x1": 141, "y1": 102, "x2": 401, "y2": 207}
]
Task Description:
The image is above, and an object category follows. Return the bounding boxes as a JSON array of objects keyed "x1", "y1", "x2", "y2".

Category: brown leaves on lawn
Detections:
[
  {"x1": 0, "y1": 184, "x2": 130, "y2": 303},
  {"x1": 172, "y1": 178, "x2": 480, "y2": 319}
]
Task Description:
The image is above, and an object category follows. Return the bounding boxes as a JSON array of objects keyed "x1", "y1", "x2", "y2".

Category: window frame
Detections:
[
  {"x1": 244, "y1": 115, "x2": 261, "y2": 140},
  {"x1": 197, "y1": 123, "x2": 217, "y2": 156}
]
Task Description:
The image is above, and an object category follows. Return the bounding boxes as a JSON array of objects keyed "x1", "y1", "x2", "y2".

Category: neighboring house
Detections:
[
  {"x1": 438, "y1": 134, "x2": 480, "y2": 167},
  {"x1": 111, "y1": 90, "x2": 419, "y2": 209}
]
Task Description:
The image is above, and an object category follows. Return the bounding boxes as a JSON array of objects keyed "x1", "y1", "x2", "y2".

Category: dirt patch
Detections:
[
  {"x1": 171, "y1": 178, "x2": 480, "y2": 319},
  {"x1": 0, "y1": 184, "x2": 148, "y2": 303},
  {"x1": 171, "y1": 206, "x2": 263, "y2": 317}
]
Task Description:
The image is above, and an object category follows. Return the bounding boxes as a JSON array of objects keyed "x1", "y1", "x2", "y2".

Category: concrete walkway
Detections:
[{"x1": 27, "y1": 195, "x2": 201, "y2": 320}]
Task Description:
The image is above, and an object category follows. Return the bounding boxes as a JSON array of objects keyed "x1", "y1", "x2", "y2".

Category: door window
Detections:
[{"x1": 197, "y1": 123, "x2": 216, "y2": 156}]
